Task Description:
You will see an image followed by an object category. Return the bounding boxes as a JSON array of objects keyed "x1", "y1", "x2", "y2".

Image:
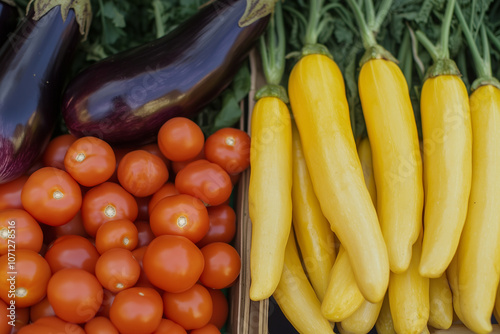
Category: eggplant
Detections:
[
  {"x1": 0, "y1": 0, "x2": 17, "y2": 47},
  {"x1": 0, "y1": 0, "x2": 91, "y2": 184},
  {"x1": 62, "y1": 0, "x2": 269, "y2": 145}
]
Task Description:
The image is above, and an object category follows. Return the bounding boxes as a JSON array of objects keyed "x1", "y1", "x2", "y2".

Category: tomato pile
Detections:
[{"x1": 0, "y1": 117, "x2": 250, "y2": 334}]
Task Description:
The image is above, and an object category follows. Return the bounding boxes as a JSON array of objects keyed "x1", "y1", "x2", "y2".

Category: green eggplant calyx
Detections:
[
  {"x1": 255, "y1": 84, "x2": 289, "y2": 104},
  {"x1": 425, "y1": 59, "x2": 461, "y2": 80},
  {"x1": 2, "y1": 0, "x2": 16, "y2": 7},
  {"x1": 360, "y1": 45, "x2": 397, "y2": 66},
  {"x1": 239, "y1": 0, "x2": 276, "y2": 27},
  {"x1": 301, "y1": 44, "x2": 332, "y2": 59}
]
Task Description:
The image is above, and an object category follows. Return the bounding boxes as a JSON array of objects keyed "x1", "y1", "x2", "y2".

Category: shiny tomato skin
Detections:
[
  {"x1": 21, "y1": 167, "x2": 82, "y2": 226},
  {"x1": 0, "y1": 209, "x2": 43, "y2": 255},
  {"x1": 0, "y1": 249, "x2": 51, "y2": 308},
  {"x1": 190, "y1": 323, "x2": 221, "y2": 334},
  {"x1": 199, "y1": 243, "x2": 241, "y2": 289},
  {"x1": 207, "y1": 288, "x2": 228, "y2": 329},
  {"x1": 135, "y1": 221, "x2": 155, "y2": 248},
  {"x1": 117, "y1": 150, "x2": 169, "y2": 197},
  {"x1": 149, "y1": 194, "x2": 209, "y2": 244},
  {"x1": 204, "y1": 128, "x2": 251, "y2": 174},
  {"x1": 42, "y1": 134, "x2": 77, "y2": 170},
  {"x1": 158, "y1": 117, "x2": 204, "y2": 162},
  {"x1": 196, "y1": 205, "x2": 236, "y2": 248},
  {"x1": 148, "y1": 182, "x2": 179, "y2": 214},
  {"x1": 131, "y1": 246, "x2": 156, "y2": 290},
  {"x1": 95, "y1": 248, "x2": 141, "y2": 293},
  {"x1": 85, "y1": 316, "x2": 120, "y2": 334},
  {"x1": 29, "y1": 296, "x2": 55, "y2": 322},
  {"x1": 46, "y1": 268, "x2": 103, "y2": 323},
  {"x1": 95, "y1": 219, "x2": 138, "y2": 254},
  {"x1": 140, "y1": 143, "x2": 171, "y2": 170},
  {"x1": 64, "y1": 136, "x2": 116, "y2": 187},
  {"x1": 44, "y1": 235, "x2": 99, "y2": 274},
  {"x1": 162, "y1": 284, "x2": 213, "y2": 330},
  {"x1": 109, "y1": 287, "x2": 163, "y2": 334},
  {"x1": 175, "y1": 161, "x2": 232, "y2": 206},
  {"x1": 18, "y1": 316, "x2": 85, "y2": 334},
  {"x1": 81, "y1": 182, "x2": 138, "y2": 237},
  {"x1": 143, "y1": 235, "x2": 204, "y2": 293},
  {"x1": 0, "y1": 175, "x2": 29, "y2": 211},
  {"x1": 152, "y1": 318, "x2": 187, "y2": 334}
]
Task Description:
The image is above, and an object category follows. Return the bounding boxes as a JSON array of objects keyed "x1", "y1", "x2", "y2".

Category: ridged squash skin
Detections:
[
  {"x1": 291, "y1": 121, "x2": 336, "y2": 302},
  {"x1": 358, "y1": 58, "x2": 424, "y2": 273},
  {"x1": 288, "y1": 53, "x2": 389, "y2": 304},
  {"x1": 419, "y1": 75, "x2": 472, "y2": 278},
  {"x1": 273, "y1": 230, "x2": 335, "y2": 334},
  {"x1": 457, "y1": 84, "x2": 500, "y2": 334},
  {"x1": 248, "y1": 96, "x2": 292, "y2": 301}
]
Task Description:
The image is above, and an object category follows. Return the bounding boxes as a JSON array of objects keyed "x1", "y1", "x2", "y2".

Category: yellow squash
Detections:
[
  {"x1": 375, "y1": 294, "x2": 396, "y2": 334},
  {"x1": 273, "y1": 229, "x2": 335, "y2": 334},
  {"x1": 288, "y1": 53, "x2": 389, "y2": 303},
  {"x1": 339, "y1": 299, "x2": 383, "y2": 334},
  {"x1": 291, "y1": 121, "x2": 336, "y2": 302},
  {"x1": 419, "y1": 74, "x2": 472, "y2": 278},
  {"x1": 446, "y1": 253, "x2": 464, "y2": 323},
  {"x1": 358, "y1": 59, "x2": 424, "y2": 273},
  {"x1": 248, "y1": 96, "x2": 292, "y2": 301},
  {"x1": 457, "y1": 84, "x2": 500, "y2": 334},
  {"x1": 357, "y1": 137, "x2": 377, "y2": 205},
  {"x1": 428, "y1": 273, "x2": 453, "y2": 330}
]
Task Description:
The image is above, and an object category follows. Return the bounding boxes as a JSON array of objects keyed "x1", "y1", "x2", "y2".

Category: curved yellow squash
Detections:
[
  {"x1": 357, "y1": 137, "x2": 377, "y2": 205},
  {"x1": 375, "y1": 294, "x2": 396, "y2": 334},
  {"x1": 248, "y1": 96, "x2": 292, "y2": 301},
  {"x1": 291, "y1": 121, "x2": 336, "y2": 302},
  {"x1": 457, "y1": 84, "x2": 500, "y2": 334},
  {"x1": 419, "y1": 75, "x2": 472, "y2": 278},
  {"x1": 339, "y1": 299, "x2": 383, "y2": 334},
  {"x1": 288, "y1": 53, "x2": 389, "y2": 303},
  {"x1": 358, "y1": 59, "x2": 424, "y2": 273},
  {"x1": 428, "y1": 273, "x2": 453, "y2": 330}
]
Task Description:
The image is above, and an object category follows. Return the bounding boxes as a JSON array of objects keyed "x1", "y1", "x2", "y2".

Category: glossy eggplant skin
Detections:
[
  {"x1": 0, "y1": 1, "x2": 17, "y2": 47},
  {"x1": 0, "y1": 8, "x2": 80, "y2": 184},
  {"x1": 62, "y1": 0, "x2": 269, "y2": 145}
]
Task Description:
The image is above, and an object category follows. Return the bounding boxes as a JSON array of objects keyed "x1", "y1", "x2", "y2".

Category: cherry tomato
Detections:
[
  {"x1": 170, "y1": 148, "x2": 205, "y2": 175},
  {"x1": 158, "y1": 117, "x2": 204, "y2": 162},
  {"x1": 95, "y1": 248, "x2": 140, "y2": 293},
  {"x1": 109, "y1": 146, "x2": 134, "y2": 183},
  {"x1": 148, "y1": 182, "x2": 179, "y2": 214},
  {"x1": 18, "y1": 316, "x2": 85, "y2": 334},
  {"x1": 44, "y1": 235, "x2": 99, "y2": 274},
  {"x1": 150, "y1": 194, "x2": 209, "y2": 243},
  {"x1": 49, "y1": 210, "x2": 88, "y2": 240},
  {"x1": 143, "y1": 235, "x2": 204, "y2": 293},
  {"x1": 204, "y1": 128, "x2": 250, "y2": 174},
  {"x1": 81, "y1": 182, "x2": 138, "y2": 237},
  {"x1": 196, "y1": 205, "x2": 236, "y2": 248},
  {"x1": 21, "y1": 167, "x2": 82, "y2": 226},
  {"x1": 207, "y1": 288, "x2": 228, "y2": 329},
  {"x1": 85, "y1": 316, "x2": 119, "y2": 334},
  {"x1": 153, "y1": 318, "x2": 187, "y2": 334},
  {"x1": 175, "y1": 160, "x2": 232, "y2": 206},
  {"x1": 96, "y1": 289, "x2": 116, "y2": 318},
  {"x1": 0, "y1": 175, "x2": 28, "y2": 211},
  {"x1": 95, "y1": 219, "x2": 138, "y2": 254},
  {"x1": 135, "y1": 195, "x2": 151, "y2": 221},
  {"x1": 64, "y1": 136, "x2": 116, "y2": 187},
  {"x1": 140, "y1": 143, "x2": 171, "y2": 170},
  {"x1": 109, "y1": 287, "x2": 163, "y2": 334},
  {"x1": 0, "y1": 209, "x2": 43, "y2": 255},
  {"x1": 190, "y1": 323, "x2": 221, "y2": 334},
  {"x1": 42, "y1": 134, "x2": 77, "y2": 170},
  {"x1": 118, "y1": 150, "x2": 169, "y2": 197},
  {"x1": 135, "y1": 221, "x2": 155, "y2": 248},
  {"x1": 199, "y1": 243, "x2": 241, "y2": 289},
  {"x1": 29, "y1": 296, "x2": 55, "y2": 322},
  {"x1": 0, "y1": 249, "x2": 51, "y2": 308},
  {"x1": 46, "y1": 268, "x2": 103, "y2": 323},
  {"x1": 162, "y1": 284, "x2": 213, "y2": 330}
]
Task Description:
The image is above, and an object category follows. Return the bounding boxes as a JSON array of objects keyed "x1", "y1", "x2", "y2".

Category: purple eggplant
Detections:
[
  {"x1": 0, "y1": 0, "x2": 17, "y2": 47},
  {"x1": 0, "y1": 1, "x2": 91, "y2": 184},
  {"x1": 62, "y1": 0, "x2": 269, "y2": 145}
]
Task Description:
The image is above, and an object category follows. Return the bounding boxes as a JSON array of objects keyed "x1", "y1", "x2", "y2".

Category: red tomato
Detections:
[
  {"x1": 21, "y1": 167, "x2": 82, "y2": 226},
  {"x1": 196, "y1": 205, "x2": 236, "y2": 248},
  {"x1": 85, "y1": 316, "x2": 120, "y2": 334},
  {"x1": 109, "y1": 146, "x2": 134, "y2": 183},
  {"x1": 42, "y1": 134, "x2": 77, "y2": 170},
  {"x1": 118, "y1": 150, "x2": 169, "y2": 197},
  {"x1": 95, "y1": 248, "x2": 141, "y2": 293},
  {"x1": 207, "y1": 288, "x2": 228, "y2": 329},
  {"x1": 0, "y1": 209, "x2": 43, "y2": 255},
  {"x1": 158, "y1": 117, "x2": 204, "y2": 162},
  {"x1": 140, "y1": 143, "x2": 171, "y2": 170},
  {"x1": 29, "y1": 296, "x2": 55, "y2": 322},
  {"x1": 64, "y1": 136, "x2": 116, "y2": 187},
  {"x1": 135, "y1": 195, "x2": 151, "y2": 221},
  {"x1": 135, "y1": 221, "x2": 155, "y2": 248},
  {"x1": 96, "y1": 289, "x2": 116, "y2": 318},
  {"x1": 95, "y1": 219, "x2": 138, "y2": 254},
  {"x1": 81, "y1": 182, "x2": 138, "y2": 237},
  {"x1": 170, "y1": 147, "x2": 205, "y2": 175},
  {"x1": 18, "y1": 316, "x2": 85, "y2": 334},
  {"x1": 0, "y1": 175, "x2": 28, "y2": 211},
  {"x1": 143, "y1": 235, "x2": 204, "y2": 293},
  {"x1": 148, "y1": 182, "x2": 179, "y2": 214},
  {"x1": 109, "y1": 287, "x2": 163, "y2": 334},
  {"x1": 190, "y1": 323, "x2": 221, "y2": 334},
  {"x1": 175, "y1": 160, "x2": 232, "y2": 206},
  {"x1": 46, "y1": 268, "x2": 103, "y2": 323},
  {"x1": 153, "y1": 318, "x2": 187, "y2": 334},
  {"x1": 162, "y1": 284, "x2": 213, "y2": 330},
  {"x1": 44, "y1": 235, "x2": 99, "y2": 274},
  {"x1": 131, "y1": 246, "x2": 157, "y2": 290},
  {"x1": 204, "y1": 128, "x2": 250, "y2": 174},
  {"x1": 199, "y1": 243, "x2": 241, "y2": 289},
  {"x1": 0, "y1": 249, "x2": 51, "y2": 308},
  {"x1": 149, "y1": 194, "x2": 209, "y2": 244}
]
